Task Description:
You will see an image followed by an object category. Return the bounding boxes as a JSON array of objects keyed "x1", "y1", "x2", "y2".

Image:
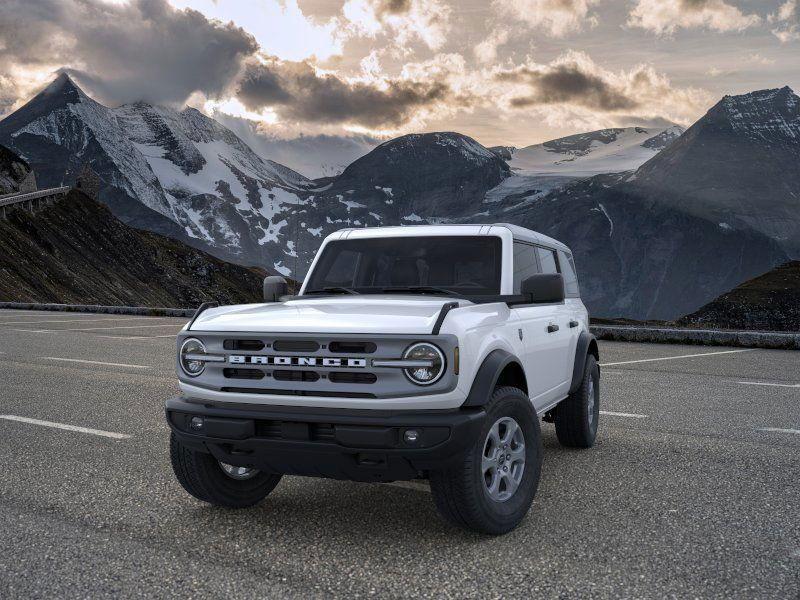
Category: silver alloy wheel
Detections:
[
  {"x1": 219, "y1": 462, "x2": 259, "y2": 480},
  {"x1": 481, "y1": 416, "x2": 526, "y2": 502},
  {"x1": 587, "y1": 376, "x2": 596, "y2": 426}
]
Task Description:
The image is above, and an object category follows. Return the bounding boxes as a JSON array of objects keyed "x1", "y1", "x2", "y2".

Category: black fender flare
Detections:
[
  {"x1": 462, "y1": 349, "x2": 521, "y2": 407},
  {"x1": 569, "y1": 331, "x2": 599, "y2": 394}
]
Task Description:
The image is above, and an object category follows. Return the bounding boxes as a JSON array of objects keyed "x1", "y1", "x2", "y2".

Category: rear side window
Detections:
[
  {"x1": 536, "y1": 247, "x2": 559, "y2": 274},
  {"x1": 559, "y1": 251, "x2": 580, "y2": 297},
  {"x1": 513, "y1": 242, "x2": 540, "y2": 293}
]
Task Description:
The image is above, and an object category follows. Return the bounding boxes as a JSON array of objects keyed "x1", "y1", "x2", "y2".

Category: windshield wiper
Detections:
[
  {"x1": 380, "y1": 286, "x2": 461, "y2": 297},
  {"x1": 305, "y1": 287, "x2": 360, "y2": 295}
]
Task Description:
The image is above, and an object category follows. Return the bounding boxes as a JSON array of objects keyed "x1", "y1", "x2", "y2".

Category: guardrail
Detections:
[
  {"x1": 0, "y1": 186, "x2": 71, "y2": 216},
  {"x1": 0, "y1": 302, "x2": 798, "y2": 349},
  {"x1": 592, "y1": 324, "x2": 800, "y2": 350}
]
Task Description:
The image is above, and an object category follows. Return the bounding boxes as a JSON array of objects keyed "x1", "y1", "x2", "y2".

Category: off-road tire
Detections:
[
  {"x1": 169, "y1": 433, "x2": 282, "y2": 508},
  {"x1": 554, "y1": 354, "x2": 600, "y2": 448},
  {"x1": 429, "y1": 386, "x2": 543, "y2": 535}
]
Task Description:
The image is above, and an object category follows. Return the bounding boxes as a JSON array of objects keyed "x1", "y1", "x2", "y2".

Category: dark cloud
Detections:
[
  {"x1": 380, "y1": 0, "x2": 413, "y2": 15},
  {"x1": 497, "y1": 62, "x2": 638, "y2": 111},
  {"x1": 237, "y1": 58, "x2": 451, "y2": 128},
  {"x1": 0, "y1": 0, "x2": 257, "y2": 106}
]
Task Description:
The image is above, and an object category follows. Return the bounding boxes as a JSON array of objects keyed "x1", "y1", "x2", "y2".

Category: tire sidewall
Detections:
[
  {"x1": 470, "y1": 388, "x2": 542, "y2": 527},
  {"x1": 585, "y1": 356, "x2": 600, "y2": 441}
]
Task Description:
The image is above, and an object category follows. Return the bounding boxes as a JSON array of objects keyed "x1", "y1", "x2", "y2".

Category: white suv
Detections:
[{"x1": 167, "y1": 224, "x2": 600, "y2": 534}]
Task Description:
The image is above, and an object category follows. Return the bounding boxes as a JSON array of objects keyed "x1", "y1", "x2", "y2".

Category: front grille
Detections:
[
  {"x1": 329, "y1": 341, "x2": 377, "y2": 354},
  {"x1": 329, "y1": 371, "x2": 377, "y2": 384},
  {"x1": 223, "y1": 368, "x2": 265, "y2": 380},
  {"x1": 273, "y1": 339, "x2": 320, "y2": 352},
  {"x1": 274, "y1": 370, "x2": 320, "y2": 382},
  {"x1": 223, "y1": 339, "x2": 265, "y2": 351}
]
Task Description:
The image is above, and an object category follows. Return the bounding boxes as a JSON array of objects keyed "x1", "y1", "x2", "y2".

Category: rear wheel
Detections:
[
  {"x1": 554, "y1": 354, "x2": 600, "y2": 448},
  {"x1": 169, "y1": 433, "x2": 282, "y2": 508},
  {"x1": 430, "y1": 386, "x2": 543, "y2": 535}
]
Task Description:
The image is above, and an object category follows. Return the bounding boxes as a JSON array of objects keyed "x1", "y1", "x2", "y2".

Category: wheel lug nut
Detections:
[{"x1": 503, "y1": 466, "x2": 508, "y2": 472}]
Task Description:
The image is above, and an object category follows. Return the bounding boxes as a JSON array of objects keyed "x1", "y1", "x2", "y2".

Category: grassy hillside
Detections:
[
  {"x1": 677, "y1": 261, "x2": 800, "y2": 331},
  {"x1": 0, "y1": 190, "x2": 267, "y2": 307}
]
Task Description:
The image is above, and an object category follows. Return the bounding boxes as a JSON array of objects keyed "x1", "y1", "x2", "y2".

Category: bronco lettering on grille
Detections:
[{"x1": 228, "y1": 355, "x2": 367, "y2": 368}]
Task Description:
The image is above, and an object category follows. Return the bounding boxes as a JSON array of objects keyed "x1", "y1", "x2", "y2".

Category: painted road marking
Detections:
[
  {"x1": 15, "y1": 323, "x2": 183, "y2": 332},
  {"x1": 739, "y1": 381, "x2": 800, "y2": 389},
  {"x1": 758, "y1": 427, "x2": 800, "y2": 436},
  {"x1": 40, "y1": 356, "x2": 151, "y2": 369},
  {"x1": 385, "y1": 481, "x2": 431, "y2": 493},
  {"x1": 0, "y1": 316, "x2": 179, "y2": 326},
  {"x1": 600, "y1": 410, "x2": 647, "y2": 418},
  {"x1": 95, "y1": 334, "x2": 178, "y2": 340},
  {"x1": 0, "y1": 415, "x2": 131, "y2": 439},
  {"x1": 602, "y1": 349, "x2": 754, "y2": 367}
]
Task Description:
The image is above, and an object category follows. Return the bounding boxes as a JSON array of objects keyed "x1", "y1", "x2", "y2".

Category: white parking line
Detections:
[
  {"x1": 602, "y1": 349, "x2": 754, "y2": 367},
  {"x1": 600, "y1": 410, "x2": 647, "y2": 418},
  {"x1": 95, "y1": 334, "x2": 177, "y2": 340},
  {"x1": 739, "y1": 381, "x2": 800, "y2": 389},
  {"x1": 757, "y1": 427, "x2": 800, "y2": 436},
  {"x1": 40, "y1": 356, "x2": 151, "y2": 369},
  {"x1": 384, "y1": 481, "x2": 431, "y2": 493},
  {"x1": 0, "y1": 316, "x2": 178, "y2": 326},
  {"x1": 16, "y1": 323, "x2": 183, "y2": 332},
  {"x1": 0, "y1": 415, "x2": 131, "y2": 439}
]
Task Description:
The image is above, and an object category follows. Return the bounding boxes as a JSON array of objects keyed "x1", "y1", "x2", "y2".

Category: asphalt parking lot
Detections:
[{"x1": 0, "y1": 308, "x2": 798, "y2": 599}]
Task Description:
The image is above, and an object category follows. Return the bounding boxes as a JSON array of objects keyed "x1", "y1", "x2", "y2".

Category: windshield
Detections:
[{"x1": 303, "y1": 236, "x2": 502, "y2": 296}]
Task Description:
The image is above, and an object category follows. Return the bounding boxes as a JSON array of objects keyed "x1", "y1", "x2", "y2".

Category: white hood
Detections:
[{"x1": 189, "y1": 295, "x2": 463, "y2": 334}]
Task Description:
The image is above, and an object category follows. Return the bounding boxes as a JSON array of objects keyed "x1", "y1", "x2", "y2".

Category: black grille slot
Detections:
[
  {"x1": 255, "y1": 421, "x2": 282, "y2": 438},
  {"x1": 274, "y1": 370, "x2": 320, "y2": 382},
  {"x1": 223, "y1": 339, "x2": 265, "y2": 351},
  {"x1": 221, "y1": 387, "x2": 376, "y2": 399},
  {"x1": 223, "y1": 368, "x2": 265, "y2": 380},
  {"x1": 312, "y1": 423, "x2": 335, "y2": 441},
  {"x1": 329, "y1": 341, "x2": 377, "y2": 354},
  {"x1": 273, "y1": 340, "x2": 320, "y2": 352},
  {"x1": 329, "y1": 371, "x2": 377, "y2": 384}
]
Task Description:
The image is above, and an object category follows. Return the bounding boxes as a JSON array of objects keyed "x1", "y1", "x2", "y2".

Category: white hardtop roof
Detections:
[{"x1": 328, "y1": 223, "x2": 571, "y2": 253}]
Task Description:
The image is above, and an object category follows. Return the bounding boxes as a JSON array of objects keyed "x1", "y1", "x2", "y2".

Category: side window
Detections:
[
  {"x1": 559, "y1": 251, "x2": 580, "y2": 297},
  {"x1": 513, "y1": 241, "x2": 539, "y2": 293},
  {"x1": 536, "y1": 247, "x2": 559, "y2": 274}
]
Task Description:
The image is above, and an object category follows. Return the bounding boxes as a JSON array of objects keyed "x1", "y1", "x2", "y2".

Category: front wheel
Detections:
[
  {"x1": 430, "y1": 387, "x2": 543, "y2": 535},
  {"x1": 169, "y1": 433, "x2": 282, "y2": 508}
]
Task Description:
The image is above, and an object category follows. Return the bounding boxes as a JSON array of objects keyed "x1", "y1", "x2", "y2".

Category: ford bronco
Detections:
[{"x1": 167, "y1": 224, "x2": 600, "y2": 534}]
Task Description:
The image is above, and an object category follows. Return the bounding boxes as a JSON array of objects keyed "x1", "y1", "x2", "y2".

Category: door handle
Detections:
[
  {"x1": 547, "y1": 323, "x2": 559, "y2": 333},
  {"x1": 569, "y1": 320, "x2": 579, "y2": 328}
]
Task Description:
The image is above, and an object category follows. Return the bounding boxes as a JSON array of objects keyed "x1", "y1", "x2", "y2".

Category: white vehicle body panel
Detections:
[{"x1": 182, "y1": 223, "x2": 589, "y2": 412}]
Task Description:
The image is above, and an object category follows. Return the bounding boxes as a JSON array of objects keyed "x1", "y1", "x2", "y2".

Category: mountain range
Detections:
[{"x1": 1, "y1": 74, "x2": 797, "y2": 320}]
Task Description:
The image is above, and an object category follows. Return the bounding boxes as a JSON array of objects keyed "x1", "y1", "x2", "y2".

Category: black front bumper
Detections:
[{"x1": 166, "y1": 397, "x2": 486, "y2": 482}]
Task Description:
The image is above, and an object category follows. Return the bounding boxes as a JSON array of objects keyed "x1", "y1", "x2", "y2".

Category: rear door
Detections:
[{"x1": 512, "y1": 243, "x2": 573, "y2": 408}]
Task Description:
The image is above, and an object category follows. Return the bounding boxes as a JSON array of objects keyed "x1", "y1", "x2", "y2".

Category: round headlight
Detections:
[
  {"x1": 180, "y1": 338, "x2": 207, "y2": 377},
  {"x1": 403, "y1": 342, "x2": 445, "y2": 385}
]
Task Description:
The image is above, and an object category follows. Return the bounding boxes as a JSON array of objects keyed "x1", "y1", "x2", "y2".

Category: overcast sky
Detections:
[{"x1": 0, "y1": 0, "x2": 798, "y2": 146}]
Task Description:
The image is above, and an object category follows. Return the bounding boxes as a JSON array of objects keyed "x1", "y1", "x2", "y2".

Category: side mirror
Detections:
[
  {"x1": 521, "y1": 273, "x2": 565, "y2": 304},
  {"x1": 263, "y1": 276, "x2": 288, "y2": 302}
]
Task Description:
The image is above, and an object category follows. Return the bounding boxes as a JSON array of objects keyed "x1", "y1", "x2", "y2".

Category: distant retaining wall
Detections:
[
  {"x1": 1, "y1": 303, "x2": 798, "y2": 349},
  {"x1": 591, "y1": 325, "x2": 800, "y2": 350},
  {"x1": 0, "y1": 302, "x2": 195, "y2": 318}
]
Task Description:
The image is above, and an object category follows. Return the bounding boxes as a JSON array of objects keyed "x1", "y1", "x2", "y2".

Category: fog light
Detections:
[
  {"x1": 404, "y1": 429, "x2": 420, "y2": 444},
  {"x1": 190, "y1": 416, "x2": 204, "y2": 431}
]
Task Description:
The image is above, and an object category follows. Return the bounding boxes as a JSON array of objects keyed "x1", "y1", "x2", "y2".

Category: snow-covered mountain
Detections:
[
  {"x1": 477, "y1": 88, "x2": 800, "y2": 320},
  {"x1": 0, "y1": 73, "x2": 318, "y2": 274},
  {"x1": 634, "y1": 86, "x2": 800, "y2": 255},
  {"x1": 213, "y1": 113, "x2": 379, "y2": 179},
  {"x1": 507, "y1": 126, "x2": 684, "y2": 177}
]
